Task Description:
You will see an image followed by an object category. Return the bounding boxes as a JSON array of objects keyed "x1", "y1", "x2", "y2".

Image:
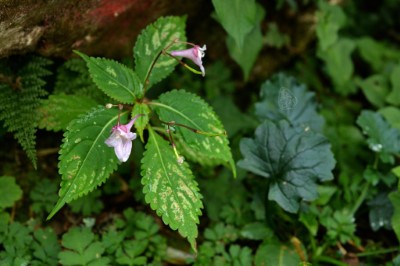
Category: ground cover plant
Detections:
[{"x1": 1, "y1": 0, "x2": 400, "y2": 265}]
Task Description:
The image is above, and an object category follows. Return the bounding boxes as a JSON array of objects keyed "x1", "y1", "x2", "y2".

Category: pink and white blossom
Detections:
[
  {"x1": 171, "y1": 44, "x2": 207, "y2": 76},
  {"x1": 105, "y1": 114, "x2": 142, "y2": 162}
]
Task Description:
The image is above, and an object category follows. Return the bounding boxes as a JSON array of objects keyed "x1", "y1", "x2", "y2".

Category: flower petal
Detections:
[{"x1": 114, "y1": 137, "x2": 132, "y2": 162}]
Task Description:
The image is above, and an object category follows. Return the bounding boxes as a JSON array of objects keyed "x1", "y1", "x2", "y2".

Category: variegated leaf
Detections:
[
  {"x1": 134, "y1": 16, "x2": 186, "y2": 89},
  {"x1": 48, "y1": 107, "x2": 129, "y2": 219},
  {"x1": 75, "y1": 51, "x2": 142, "y2": 103},
  {"x1": 151, "y1": 90, "x2": 236, "y2": 176},
  {"x1": 141, "y1": 127, "x2": 203, "y2": 250}
]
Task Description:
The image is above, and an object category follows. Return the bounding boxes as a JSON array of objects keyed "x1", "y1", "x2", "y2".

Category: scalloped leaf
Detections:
[
  {"x1": 141, "y1": 127, "x2": 203, "y2": 251},
  {"x1": 132, "y1": 102, "x2": 151, "y2": 141},
  {"x1": 152, "y1": 90, "x2": 236, "y2": 176},
  {"x1": 357, "y1": 110, "x2": 400, "y2": 164},
  {"x1": 255, "y1": 73, "x2": 324, "y2": 132},
  {"x1": 75, "y1": 51, "x2": 142, "y2": 103},
  {"x1": 47, "y1": 107, "x2": 128, "y2": 219},
  {"x1": 134, "y1": 16, "x2": 186, "y2": 89},
  {"x1": 0, "y1": 176, "x2": 23, "y2": 208},
  {"x1": 38, "y1": 94, "x2": 98, "y2": 132},
  {"x1": 238, "y1": 120, "x2": 335, "y2": 213}
]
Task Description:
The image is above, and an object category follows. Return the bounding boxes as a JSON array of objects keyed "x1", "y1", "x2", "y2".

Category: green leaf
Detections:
[
  {"x1": 32, "y1": 228, "x2": 60, "y2": 266},
  {"x1": 30, "y1": 179, "x2": 58, "y2": 214},
  {"x1": 141, "y1": 127, "x2": 203, "y2": 251},
  {"x1": 389, "y1": 191, "x2": 400, "y2": 242},
  {"x1": 238, "y1": 120, "x2": 335, "y2": 213},
  {"x1": 75, "y1": 51, "x2": 141, "y2": 103},
  {"x1": 356, "y1": 75, "x2": 389, "y2": 108},
  {"x1": 387, "y1": 64, "x2": 400, "y2": 105},
  {"x1": 212, "y1": 0, "x2": 262, "y2": 50},
  {"x1": 265, "y1": 22, "x2": 290, "y2": 48},
  {"x1": 0, "y1": 176, "x2": 23, "y2": 209},
  {"x1": 0, "y1": 56, "x2": 52, "y2": 168},
  {"x1": 254, "y1": 239, "x2": 301, "y2": 266},
  {"x1": 38, "y1": 94, "x2": 98, "y2": 132},
  {"x1": 115, "y1": 240, "x2": 147, "y2": 266},
  {"x1": 356, "y1": 110, "x2": 400, "y2": 164},
  {"x1": 226, "y1": 4, "x2": 265, "y2": 80},
  {"x1": 59, "y1": 227, "x2": 110, "y2": 266},
  {"x1": 379, "y1": 107, "x2": 400, "y2": 129},
  {"x1": 153, "y1": 90, "x2": 236, "y2": 175},
  {"x1": 255, "y1": 73, "x2": 324, "y2": 132},
  {"x1": 240, "y1": 222, "x2": 274, "y2": 240},
  {"x1": 134, "y1": 16, "x2": 186, "y2": 89},
  {"x1": 132, "y1": 102, "x2": 150, "y2": 141},
  {"x1": 68, "y1": 190, "x2": 104, "y2": 216},
  {"x1": 367, "y1": 192, "x2": 393, "y2": 231},
  {"x1": 357, "y1": 37, "x2": 400, "y2": 72},
  {"x1": 316, "y1": 1, "x2": 346, "y2": 50},
  {"x1": 48, "y1": 107, "x2": 128, "y2": 219},
  {"x1": 0, "y1": 222, "x2": 33, "y2": 265},
  {"x1": 318, "y1": 38, "x2": 356, "y2": 95}
]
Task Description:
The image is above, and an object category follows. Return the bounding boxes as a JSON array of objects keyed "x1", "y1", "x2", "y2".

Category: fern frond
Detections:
[
  {"x1": 0, "y1": 55, "x2": 52, "y2": 168},
  {"x1": 54, "y1": 58, "x2": 109, "y2": 103}
]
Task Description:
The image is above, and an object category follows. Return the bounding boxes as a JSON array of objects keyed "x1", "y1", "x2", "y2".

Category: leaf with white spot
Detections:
[
  {"x1": 48, "y1": 107, "x2": 129, "y2": 219},
  {"x1": 356, "y1": 110, "x2": 400, "y2": 164},
  {"x1": 134, "y1": 16, "x2": 186, "y2": 89},
  {"x1": 238, "y1": 120, "x2": 335, "y2": 213},
  {"x1": 141, "y1": 127, "x2": 203, "y2": 251},
  {"x1": 152, "y1": 90, "x2": 236, "y2": 176},
  {"x1": 75, "y1": 51, "x2": 142, "y2": 103}
]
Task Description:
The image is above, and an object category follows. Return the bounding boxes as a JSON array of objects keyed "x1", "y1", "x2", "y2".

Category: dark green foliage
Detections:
[
  {"x1": 30, "y1": 178, "x2": 58, "y2": 215},
  {"x1": 0, "y1": 56, "x2": 52, "y2": 168},
  {"x1": 68, "y1": 190, "x2": 104, "y2": 216}
]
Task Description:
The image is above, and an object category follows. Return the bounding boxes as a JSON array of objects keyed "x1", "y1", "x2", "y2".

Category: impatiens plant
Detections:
[{"x1": 46, "y1": 16, "x2": 235, "y2": 250}]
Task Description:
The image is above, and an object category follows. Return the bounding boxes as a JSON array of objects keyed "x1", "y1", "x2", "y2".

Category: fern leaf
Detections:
[{"x1": 0, "y1": 56, "x2": 52, "y2": 168}]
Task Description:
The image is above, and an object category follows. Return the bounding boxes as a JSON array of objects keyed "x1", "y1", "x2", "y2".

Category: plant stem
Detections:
[
  {"x1": 313, "y1": 255, "x2": 349, "y2": 266},
  {"x1": 351, "y1": 182, "x2": 370, "y2": 215},
  {"x1": 357, "y1": 247, "x2": 399, "y2": 257}
]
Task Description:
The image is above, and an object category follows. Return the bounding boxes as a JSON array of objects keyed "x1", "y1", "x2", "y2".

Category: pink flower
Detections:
[
  {"x1": 171, "y1": 44, "x2": 207, "y2": 76},
  {"x1": 105, "y1": 114, "x2": 142, "y2": 162}
]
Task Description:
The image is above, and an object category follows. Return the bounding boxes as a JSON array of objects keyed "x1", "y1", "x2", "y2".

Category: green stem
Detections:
[
  {"x1": 313, "y1": 256, "x2": 349, "y2": 266},
  {"x1": 357, "y1": 247, "x2": 399, "y2": 257},
  {"x1": 351, "y1": 182, "x2": 370, "y2": 215}
]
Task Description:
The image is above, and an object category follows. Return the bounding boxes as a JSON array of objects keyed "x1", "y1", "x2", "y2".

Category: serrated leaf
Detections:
[
  {"x1": 48, "y1": 107, "x2": 128, "y2": 219},
  {"x1": 238, "y1": 120, "x2": 335, "y2": 213},
  {"x1": 356, "y1": 110, "x2": 400, "y2": 164},
  {"x1": 32, "y1": 228, "x2": 60, "y2": 266},
  {"x1": 0, "y1": 176, "x2": 23, "y2": 209},
  {"x1": 134, "y1": 16, "x2": 186, "y2": 89},
  {"x1": 75, "y1": 51, "x2": 141, "y2": 103},
  {"x1": 212, "y1": 0, "x2": 261, "y2": 50},
  {"x1": 132, "y1": 103, "x2": 151, "y2": 141},
  {"x1": 255, "y1": 73, "x2": 324, "y2": 132},
  {"x1": 59, "y1": 227, "x2": 110, "y2": 266},
  {"x1": 152, "y1": 90, "x2": 235, "y2": 175},
  {"x1": 141, "y1": 127, "x2": 203, "y2": 251},
  {"x1": 38, "y1": 94, "x2": 98, "y2": 131}
]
